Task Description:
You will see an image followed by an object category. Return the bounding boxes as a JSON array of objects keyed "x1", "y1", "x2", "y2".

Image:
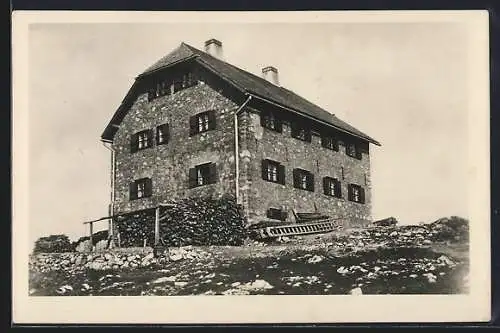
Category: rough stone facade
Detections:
[{"x1": 110, "y1": 64, "x2": 373, "y2": 234}]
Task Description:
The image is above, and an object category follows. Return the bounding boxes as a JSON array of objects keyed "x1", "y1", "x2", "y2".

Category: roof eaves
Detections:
[
  {"x1": 136, "y1": 54, "x2": 198, "y2": 79},
  {"x1": 248, "y1": 92, "x2": 381, "y2": 146}
]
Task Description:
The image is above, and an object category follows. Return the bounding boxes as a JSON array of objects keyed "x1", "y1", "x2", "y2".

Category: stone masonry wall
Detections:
[
  {"x1": 112, "y1": 81, "x2": 239, "y2": 214},
  {"x1": 244, "y1": 110, "x2": 372, "y2": 226}
]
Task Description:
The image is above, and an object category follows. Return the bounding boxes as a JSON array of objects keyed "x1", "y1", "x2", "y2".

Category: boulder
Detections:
[{"x1": 75, "y1": 240, "x2": 92, "y2": 253}]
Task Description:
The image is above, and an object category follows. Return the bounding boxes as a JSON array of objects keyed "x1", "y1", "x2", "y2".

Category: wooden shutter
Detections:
[
  {"x1": 146, "y1": 129, "x2": 154, "y2": 148},
  {"x1": 321, "y1": 135, "x2": 328, "y2": 148},
  {"x1": 293, "y1": 169, "x2": 300, "y2": 188},
  {"x1": 208, "y1": 163, "x2": 218, "y2": 184},
  {"x1": 144, "y1": 178, "x2": 153, "y2": 197},
  {"x1": 334, "y1": 179, "x2": 342, "y2": 198},
  {"x1": 208, "y1": 110, "x2": 216, "y2": 130},
  {"x1": 347, "y1": 184, "x2": 353, "y2": 201},
  {"x1": 260, "y1": 112, "x2": 266, "y2": 127},
  {"x1": 275, "y1": 119, "x2": 283, "y2": 133},
  {"x1": 261, "y1": 160, "x2": 269, "y2": 181},
  {"x1": 323, "y1": 177, "x2": 329, "y2": 195},
  {"x1": 130, "y1": 133, "x2": 138, "y2": 153},
  {"x1": 129, "y1": 181, "x2": 137, "y2": 200},
  {"x1": 189, "y1": 116, "x2": 198, "y2": 136},
  {"x1": 290, "y1": 123, "x2": 297, "y2": 138},
  {"x1": 280, "y1": 210, "x2": 288, "y2": 221},
  {"x1": 308, "y1": 172, "x2": 315, "y2": 192},
  {"x1": 188, "y1": 167, "x2": 197, "y2": 188},
  {"x1": 356, "y1": 145, "x2": 362, "y2": 160},
  {"x1": 278, "y1": 164, "x2": 286, "y2": 185},
  {"x1": 305, "y1": 130, "x2": 312, "y2": 143},
  {"x1": 359, "y1": 187, "x2": 366, "y2": 204}
]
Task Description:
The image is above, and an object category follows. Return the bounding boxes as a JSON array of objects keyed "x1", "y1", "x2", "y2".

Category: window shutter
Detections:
[
  {"x1": 278, "y1": 164, "x2": 286, "y2": 185},
  {"x1": 308, "y1": 173, "x2": 315, "y2": 192},
  {"x1": 305, "y1": 130, "x2": 312, "y2": 143},
  {"x1": 280, "y1": 210, "x2": 288, "y2": 221},
  {"x1": 144, "y1": 178, "x2": 153, "y2": 197},
  {"x1": 293, "y1": 169, "x2": 299, "y2": 188},
  {"x1": 130, "y1": 133, "x2": 138, "y2": 153},
  {"x1": 147, "y1": 129, "x2": 154, "y2": 148},
  {"x1": 189, "y1": 116, "x2": 197, "y2": 136},
  {"x1": 323, "y1": 177, "x2": 329, "y2": 195},
  {"x1": 275, "y1": 119, "x2": 283, "y2": 133},
  {"x1": 334, "y1": 138, "x2": 339, "y2": 151},
  {"x1": 129, "y1": 181, "x2": 137, "y2": 200},
  {"x1": 261, "y1": 160, "x2": 268, "y2": 181},
  {"x1": 348, "y1": 184, "x2": 353, "y2": 201},
  {"x1": 209, "y1": 163, "x2": 218, "y2": 184},
  {"x1": 360, "y1": 187, "x2": 366, "y2": 204},
  {"x1": 356, "y1": 145, "x2": 362, "y2": 160},
  {"x1": 188, "y1": 167, "x2": 197, "y2": 188},
  {"x1": 290, "y1": 123, "x2": 297, "y2": 138},
  {"x1": 260, "y1": 112, "x2": 266, "y2": 127},
  {"x1": 321, "y1": 136, "x2": 327, "y2": 148},
  {"x1": 208, "y1": 110, "x2": 216, "y2": 130},
  {"x1": 335, "y1": 179, "x2": 342, "y2": 198}
]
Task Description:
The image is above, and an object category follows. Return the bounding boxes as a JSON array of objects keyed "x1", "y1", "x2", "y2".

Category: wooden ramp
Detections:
[{"x1": 252, "y1": 218, "x2": 343, "y2": 240}]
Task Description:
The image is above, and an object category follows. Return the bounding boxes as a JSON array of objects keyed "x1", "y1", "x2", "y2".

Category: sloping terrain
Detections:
[{"x1": 29, "y1": 217, "x2": 469, "y2": 296}]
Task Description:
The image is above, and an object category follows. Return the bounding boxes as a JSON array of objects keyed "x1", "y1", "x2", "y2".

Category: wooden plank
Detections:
[
  {"x1": 89, "y1": 221, "x2": 94, "y2": 251},
  {"x1": 154, "y1": 206, "x2": 160, "y2": 246}
]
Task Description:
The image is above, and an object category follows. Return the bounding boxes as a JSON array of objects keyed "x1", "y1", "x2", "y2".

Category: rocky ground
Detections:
[{"x1": 29, "y1": 217, "x2": 469, "y2": 296}]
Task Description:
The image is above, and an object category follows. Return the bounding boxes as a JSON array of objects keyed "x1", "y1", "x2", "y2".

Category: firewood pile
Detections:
[
  {"x1": 159, "y1": 195, "x2": 247, "y2": 247},
  {"x1": 116, "y1": 211, "x2": 155, "y2": 247}
]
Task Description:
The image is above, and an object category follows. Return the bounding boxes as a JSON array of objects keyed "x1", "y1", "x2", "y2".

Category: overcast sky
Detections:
[{"x1": 28, "y1": 21, "x2": 471, "y2": 244}]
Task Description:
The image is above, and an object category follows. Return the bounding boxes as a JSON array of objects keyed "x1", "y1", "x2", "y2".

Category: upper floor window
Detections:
[
  {"x1": 293, "y1": 168, "x2": 314, "y2": 192},
  {"x1": 348, "y1": 184, "x2": 365, "y2": 204},
  {"x1": 260, "y1": 111, "x2": 282, "y2": 133},
  {"x1": 346, "y1": 142, "x2": 362, "y2": 160},
  {"x1": 130, "y1": 129, "x2": 153, "y2": 153},
  {"x1": 261, "y1": 159, "x2": 285, "y2": 184},
  {"x1": 323, "y1": 177, "x2": 342, "y2": 198},
  {"x1": 190, "y1": 110, "x2": 216, "y2": 136},
  {"x1": 156, "y1": 123, "x2": 170, "y2": 145},
  {"x1": 148, "y1": 71, "x2": 198, "y2": 102},
  {"x1": 129, "y1": 177, "x2": 152, "y2": 200},
  {"x1": 188, "y1": 162, "x2": 217, "y2": 188},
  {"x1": 321, "y1": 135, "x2": 339, "y2": 151},
  {"x1": 291, "y1": 122, "x2": 312, "y2": 142}
]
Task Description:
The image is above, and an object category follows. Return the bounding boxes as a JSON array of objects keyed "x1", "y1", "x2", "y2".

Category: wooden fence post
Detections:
[
  {"x1": 89, "y1": 221, "x2": 94, "y2": 252},
  {"x1": 154, "y1": 206, "x2": 160, "y2": 246}
]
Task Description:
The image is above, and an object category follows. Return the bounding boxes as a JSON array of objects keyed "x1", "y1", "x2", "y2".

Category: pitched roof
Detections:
[{"x1": 102, "y1": 43, "x2": 380, "y2": 146}]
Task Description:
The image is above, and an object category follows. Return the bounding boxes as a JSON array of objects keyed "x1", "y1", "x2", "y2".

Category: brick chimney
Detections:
[
  {"x1": 262, "y1": 66, "x2": 279, "y2": 86},
  {"x1": 204, "y1": 38, "x2": 223, "y2": 59}
]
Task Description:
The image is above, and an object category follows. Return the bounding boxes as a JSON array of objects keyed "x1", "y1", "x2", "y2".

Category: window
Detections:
[
  {"x1": 188, "y1": 163, "x2": 217, "y2": 188},
  {"x1": 148, "y1": 72, "x2": 198, "y2": 102},
  {"x1": 323, "y1": 177, "x2": 342, "y2": 198},
  {"x1": 346, "y1": 142, "x2": 362, "y2": 159},
  {"x1": 291, "y1": 122, "x2": 312, "y2": 142},
  {"x1": 267, "y1": 208, "x2": 288, "y2": 221},
  {"x1": 321, "y1": 135, "x2": 339, "y2": 151},
  {"x1": 130, "y1": 129, "x2": 153, "y2": 153},
  {"x1": 260, "y1": 111, "x2": 282, "y2": 132},
  {"x1": 261, "y1": 159, "x2": 285, "y2": 184},
  {"x1": 293, "y1": 168, "x2": 314, "y2": 192},
  {"x1": 129, "y1": 178, "x2": 152, "y2": 200},
  {"x1": 348, "y1": 184, "x2": 365, "y2": 204},
  {"x1": 190, "y1": 110, "x2": 216, "y2": 136},
  {"x1": 156, "y1": 123, "x2": 170, "y2": 145}
]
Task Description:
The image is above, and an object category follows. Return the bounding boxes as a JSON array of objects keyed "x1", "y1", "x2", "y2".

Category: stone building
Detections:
[{"x1": 100, "y1": 38, "x2": 381, "y2": 239}]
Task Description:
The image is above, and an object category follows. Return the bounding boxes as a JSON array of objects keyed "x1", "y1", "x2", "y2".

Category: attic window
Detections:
[
  {"x1": 291, "y1": 122, "x2": 311, "y2": 142},
  {"x1": 267, "y1": 208, "x2": 288, "y2": 221},
  {"x1": 148, "y1": 71, "x2": 198, "y2": 102},
  {"x1": 346, "y1": 142, "x2": 362, "y2": 160},
  {"x1": 260, "y1": 111, "x2": 282, "y2": 133},
  {"x1": 321, "y1": 135, "x2": 339, "y2": 151}
]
